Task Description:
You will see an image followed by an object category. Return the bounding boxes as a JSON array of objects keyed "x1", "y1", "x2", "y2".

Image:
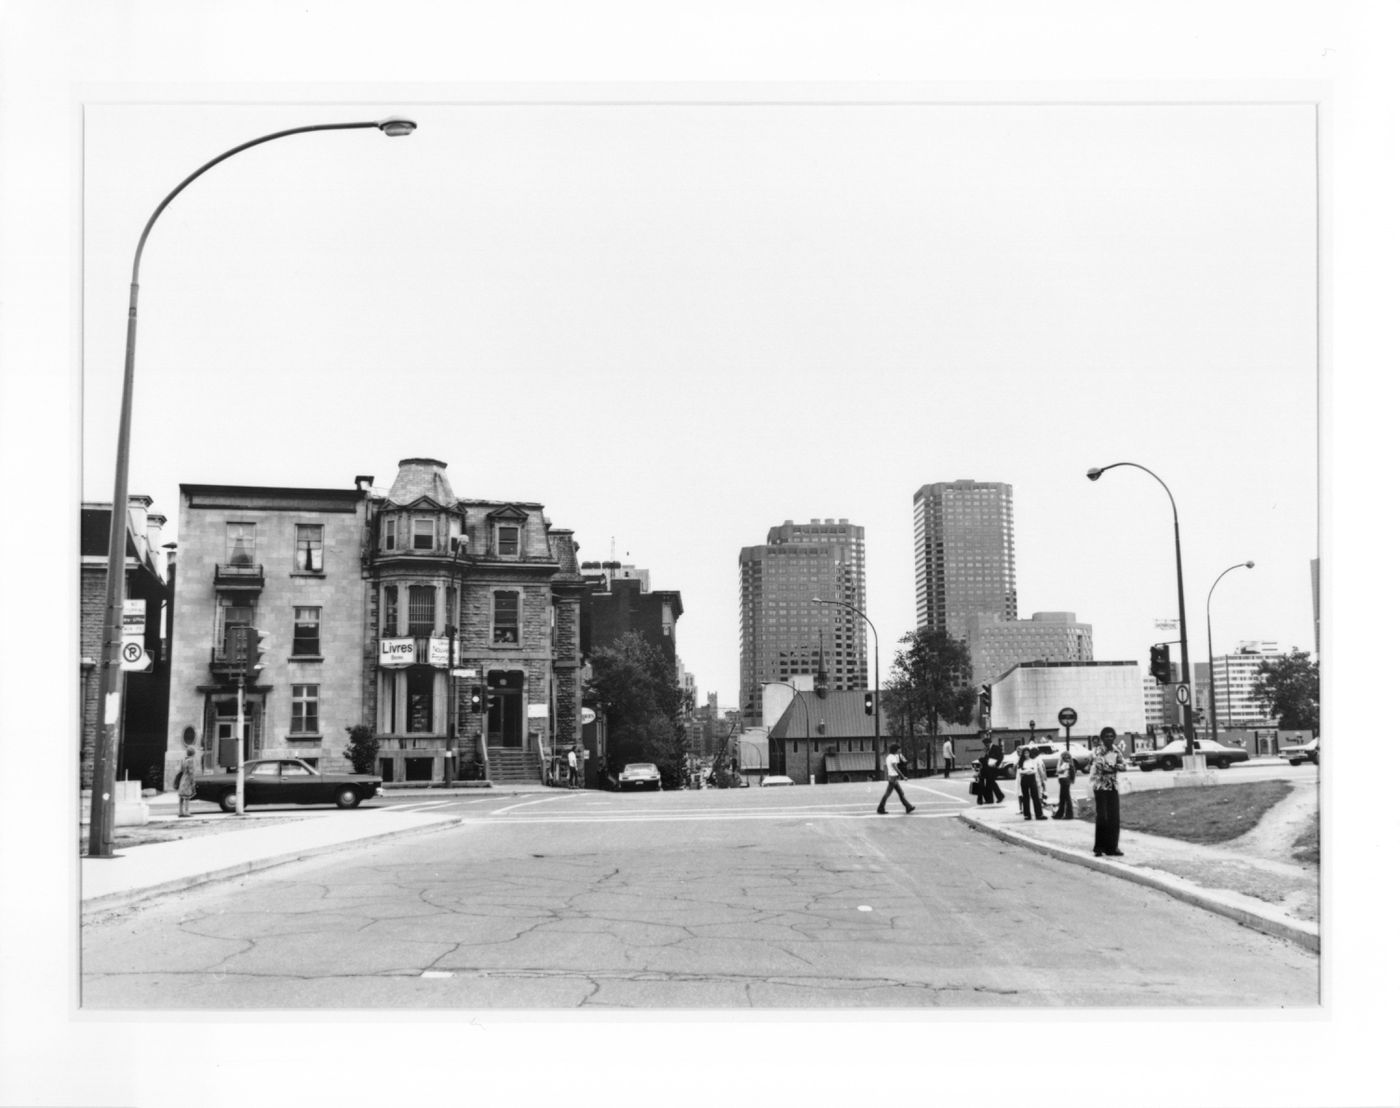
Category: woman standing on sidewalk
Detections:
[
  {"x1": 1091, "y1": 727, "x2": 1128, "y2": 856},
  {"x1": 1017, "y1": 746, "x2": 1047, "y2": 820},
  {"x1": 176, "y1": 743, "x2": 197, "y2": 818},
  {"x1": 1052, "y1": 747, "x2": 1076, "y2": 818}
]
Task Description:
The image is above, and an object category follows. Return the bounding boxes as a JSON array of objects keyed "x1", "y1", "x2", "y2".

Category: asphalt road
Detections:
[{"x1": 81, "y1": 777, "x2": 1318, "y2": 1009}]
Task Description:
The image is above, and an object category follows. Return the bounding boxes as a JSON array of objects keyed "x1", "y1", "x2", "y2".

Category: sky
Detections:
[{"x1": 81, "y1": 96, "x2": 1319, "y2": 706}]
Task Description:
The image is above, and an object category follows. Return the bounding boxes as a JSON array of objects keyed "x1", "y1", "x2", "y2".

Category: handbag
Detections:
[{"x1": 968, "y1": 779, "x2": 979, "y2": 796}]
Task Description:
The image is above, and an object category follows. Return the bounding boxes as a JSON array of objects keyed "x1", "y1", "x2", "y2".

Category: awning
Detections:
[{"x1": 824, "y1": 752, "x2": 877, "y2": 772}]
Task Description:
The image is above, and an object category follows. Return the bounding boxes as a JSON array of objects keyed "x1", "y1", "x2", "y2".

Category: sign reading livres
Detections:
[{"x1": 379, "y1": 638, "x2": 415, "y2": 668}]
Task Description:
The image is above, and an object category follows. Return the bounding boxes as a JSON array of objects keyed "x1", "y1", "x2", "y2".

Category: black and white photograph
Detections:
[{"x1": 1, "y1": 4, "x2": 1393, "y2": 1107}]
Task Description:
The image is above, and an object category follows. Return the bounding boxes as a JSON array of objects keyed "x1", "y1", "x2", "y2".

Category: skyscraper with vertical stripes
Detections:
[
  {"x1": 739, "y1": 519, "x2": 867, "y2": 725},
  {"x1": 913, "y1": 480, "x2": 1017, "y2": 641}
]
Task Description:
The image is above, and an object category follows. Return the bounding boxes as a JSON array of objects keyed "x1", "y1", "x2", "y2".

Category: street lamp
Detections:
[
  {"x1": 774, "y1": 681, "x2": 812, "y2": 783},
  {"x1": 812, "y1": 596, "x2": 880, "y2": 778},
  {"x1": 88, "y1": 116, "x2": 417, "y2": 858},
  {"x1": 1207, "y1": 560, "x2": 1254, "y2": 745},
  {"x1": 1086, "y1": 462, "x2": 1197, "y2": 756}
]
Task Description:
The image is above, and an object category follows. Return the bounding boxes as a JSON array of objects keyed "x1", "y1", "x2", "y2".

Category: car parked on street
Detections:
[
  {"x1": 193, "y1": 758, "x2": 383, "y2": 813},
  {"x1": 617, "y1": 762, "x2": 663, "y2": 791},
  {"x1": 995, "y1": 742, "x2": 1085, "y2": 779},
  {"x1": 1130, "y1": 739, "x2": 1249, "y2": 771},
  {"x1": 760, "y1": 774, "x2": 796, "y2": 787},
  {"x1": 1281, "y1": 737, "x2": 1319, "y2": 766}
]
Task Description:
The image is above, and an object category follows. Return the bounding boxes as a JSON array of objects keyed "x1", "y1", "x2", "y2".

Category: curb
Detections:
[
  {"x1": 81, "y1": 815, "x2": 464, "y2": 919},
  {"x1": 958, "y1": 812, "x2": 1319, "y2": 954}
]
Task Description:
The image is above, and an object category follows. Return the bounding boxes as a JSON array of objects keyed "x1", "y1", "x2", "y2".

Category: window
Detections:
[
  {"x1": 291, "y1": 685, "x2": 319, "y2": 734},
  {"x1": 412, "y1": 517, "x2": 435, "y2": 551},
  {"x1": 292, "y1": 607, "x2": 321, "y2": 656},
  {"x1": 226, "y1": 522, "x2": 256, "y2": 565},
  {"x1": 218, "y1": 600, "x2": 253, "y2": 661},
  {"x1": 295, "y1": 524, "x2": 324, "y2": 572},
  {"x1": 282, "y1": 762, "x2": 313, "y2": 777},
  {"x1": 408, "y1": 585, "x2": 436, "y2": 636},
  {"x1": 382, "y1": 586, "x2": 399, "y2": 636},
  {"x1": 496, "y1": 524, "x2": 520, "y2": 557},
  {"x1": 406, "y1": 667, "x2": 435, "y2": 733},
  {"x1": 492, "y1": 590, "x2": 520, "y2": 644},
  {"x1": 383, "y1": 517, "x2": 398, "y2": 551}
]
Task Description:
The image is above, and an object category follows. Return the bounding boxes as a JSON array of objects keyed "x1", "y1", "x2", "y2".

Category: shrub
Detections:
[{"x1": 343, "y1": 724, "x2": 379, "y2": 775}]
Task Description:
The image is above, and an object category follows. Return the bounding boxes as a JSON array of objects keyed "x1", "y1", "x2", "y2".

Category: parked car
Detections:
[
  {"x1": 1281, "y1": 737, "x2": 1319, "y2": 766},
  {"x1": 1130, "y1": 739, "x2": 1249, "y2": 771},
  {"x1": 617, "y1": 762, "x2": 663, "y2": 791},
  {"x1": 760, "y1": 774, "x2": 796, "y2": 787},
  {"x1": 997, "y1": 742, "x2": 1072, "y2": 780},
  {"x1": 193, "y1": 758, "x2": 383, "y2": 813}
]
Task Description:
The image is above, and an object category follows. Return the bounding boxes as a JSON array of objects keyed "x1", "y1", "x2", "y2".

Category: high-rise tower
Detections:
[
  {"x1": 739, "y1": 519, "x2": 867, "y2": 724},
  {"x1": 913, "y1": 480, "x2": 1017, "y2": 641}
]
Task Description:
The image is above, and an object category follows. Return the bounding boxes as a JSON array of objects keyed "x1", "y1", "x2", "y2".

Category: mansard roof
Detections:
[{"x1": 385, "y1": 458, "x2": 455, "y2": 508}]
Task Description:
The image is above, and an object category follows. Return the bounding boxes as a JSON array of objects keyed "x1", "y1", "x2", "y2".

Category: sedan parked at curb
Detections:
[
  {"x1": 193, "y1": 758, "x2": 383, "y2": 813},
  {"x1": 760, "y1": 774, "x2": 796, "y2": 787},
  {"x1": 1131, "y1": 739, "x2": 1249, "y2": 772},
  {"x1": 617, "y1": 762, "x2": 663, "y2": 791},
  {"x1": 1281, "y1": 737, "x2": 1319, "y2": 766}
]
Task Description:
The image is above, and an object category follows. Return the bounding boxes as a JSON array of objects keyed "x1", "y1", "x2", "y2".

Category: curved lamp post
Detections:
[
  {"x1": 1206, "y1": 560, "x2": 1255, "y2": 745},
  {"x1": 812, "y1": 596, "x2": 880, "y2": 777},
  {"x1": 88, "y1": 117, "x2": 417, "y2": 858},
  {"x1": 774, "y1": 681, "x2": 812, "y2": 783},
  {"x1": 1086, "y1": 462, "x2": 1197, "y2": 756}
]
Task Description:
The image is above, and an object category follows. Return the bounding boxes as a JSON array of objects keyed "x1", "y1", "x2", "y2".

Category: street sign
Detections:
[
  {"x1": 119, "y1": 639, "x2": 151, "y2": 672},
  {"x1": 1175, "y1": 684, "x2": 1191, "y2": 705},
  {"x1": 1057, "y1": 707, "x2": 1078, "y2": 729},
  {"x1": 122, "y1": 599, "x2": 146, "y2": 636}
]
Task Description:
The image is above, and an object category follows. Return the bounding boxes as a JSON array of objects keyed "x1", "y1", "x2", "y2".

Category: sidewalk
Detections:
[{"x1": 958, "y1": 781, "x2": 1319, "y2": 953}]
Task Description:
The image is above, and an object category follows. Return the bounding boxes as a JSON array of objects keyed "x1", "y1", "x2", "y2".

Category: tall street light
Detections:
[
  {"x1": 775, "y1": 681, "x2": 812, "y2": 783},
  {"x1": 88, "y1": 116, "x2": 417, "y2": 858},
  {"x1": 812, "y1": 596, "x2": 879, "y2": 777},
  {"x1": 1206, "y1": 560, "x2": 1255, "y2": 745},
  {"x1": 1086, "y1": 461, "x2": 1197, "y2": 756}
]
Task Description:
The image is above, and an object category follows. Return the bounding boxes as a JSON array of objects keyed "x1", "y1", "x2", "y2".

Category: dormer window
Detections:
[
  {"x1": 412, "y1": 517, "x2": 435, "y2": 551},
  {"x1": 496, "y1": 524, "x2": 520, "y2": 557}
]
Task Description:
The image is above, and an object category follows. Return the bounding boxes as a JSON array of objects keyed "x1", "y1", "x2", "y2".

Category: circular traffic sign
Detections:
[
  {"x1": 121, "y1": 641, "x2": 144, "y2": 664},
  {"x1": 1175, "y1": 684, "x2": 1191, "y2": 705},
  {"x1": 1057, "y1": 707, "x2": 1078, "y2": 728}
]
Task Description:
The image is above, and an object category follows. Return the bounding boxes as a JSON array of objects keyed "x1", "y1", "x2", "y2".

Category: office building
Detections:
[
  {"x1": 913, "y1": 480, "x2": 1016, "y2": 640},
  {"x1": 967, "y1": 610, "x2": 1093, "y2": 686},
  {"x1": 739, "y1": 518, "x2": 867, "y2": 724}
]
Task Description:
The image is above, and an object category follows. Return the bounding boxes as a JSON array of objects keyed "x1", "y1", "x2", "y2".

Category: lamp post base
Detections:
[{"x1": 1172, "y1": 754, "x2": 1216, "y2": 787}]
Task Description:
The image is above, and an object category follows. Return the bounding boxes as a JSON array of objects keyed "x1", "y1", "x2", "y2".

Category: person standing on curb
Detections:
[
  {"x1": 1052, "y1": 747, "x2": 1076, "y2": 818},
  {"x1": 979, "y1": 735, "x2": 1005, "y2": 806},
  {"x1": 567, "y1": 746, "x2": 580, "y2": 789},
  {"x1": 942, "y1": 737, "x2": 954, "y2": 779},
  {"x1": 176, "y1": 742, "x2": 197, "y2": 818},
  {"x1": 1091, "y1": 726, "x2": 1128, "y2": 856},
  {"x1": 1017, "y1": 745, "x2": 1048, "y2": 820},
  {"x1": 876, "y1": 744, "x2": 916, "y2": 814}
]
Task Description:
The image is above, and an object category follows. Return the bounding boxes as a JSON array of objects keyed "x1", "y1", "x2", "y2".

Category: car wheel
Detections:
[
  {"x1": 334, "y1": 787, "x2": 361, "y2": 809},
  {"x1": 1160, "y1": 756, "x2": 1180, "y2": 771},
  {"x1": 219, "y1": 790, "x2": 239, "y2": 813}
]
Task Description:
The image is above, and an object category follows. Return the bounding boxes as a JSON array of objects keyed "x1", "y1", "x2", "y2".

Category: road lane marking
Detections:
[
  {"x1": 906, "y1": 783, "x2": 972, "y2": 804},
  {"x1": 385, "y1": 801, "x2": 455, "y2": 813},
  {"x1": 491, "y1": 794, "x2": 577, "y2": 816},
  {"x1": 454, "y1": 809, "x2": 968, "y2": 825}
]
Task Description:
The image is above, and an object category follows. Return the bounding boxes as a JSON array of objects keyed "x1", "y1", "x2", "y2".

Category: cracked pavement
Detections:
[{"x1": 81, "y1": 786, "x2": 1319, "y2": 1008}]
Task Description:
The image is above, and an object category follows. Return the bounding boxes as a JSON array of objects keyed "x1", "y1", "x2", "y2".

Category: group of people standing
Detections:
[{"x1": 969, "y1": 728, "x2": 1128, "y2": 856}]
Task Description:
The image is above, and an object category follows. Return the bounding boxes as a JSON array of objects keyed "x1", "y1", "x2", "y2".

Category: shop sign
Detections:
[
  {"x1": 427, "y1": 636, "x2": 450, "y2": 667},
  {"x1": 379, "y1": 638, "x2": 416, "y2": 668}
]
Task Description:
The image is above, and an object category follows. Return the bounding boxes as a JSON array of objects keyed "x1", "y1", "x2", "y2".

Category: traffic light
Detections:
[
  {"x1": 245, "y1": 626, "x2": 269, "y2": 681},
  {"x1": 863, "y1": 692, "x2": 874, "y2": 716},
  {"x1": 978, "y1": 683, "x2": 992, "y2": 715},
  {"x1": 469, "y1": 685, "x2": 485, "y2": 713},
  {"x1": 1149, "y1": 644, "x2": 1171, "y2": 685}
]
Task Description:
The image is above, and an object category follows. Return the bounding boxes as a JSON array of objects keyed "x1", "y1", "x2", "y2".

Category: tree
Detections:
[
  {"x1": 888, "y1": 629, "x2": 977, "y2": 759},
  {"x1": 586, "y1": 632, "x2": 690, "y2": 787},
  {"x1": 1252, "y1": 649, "x2": 1320, "y2": 732},
  {"x1": 342, "y1": 723, "x2": 379, "y2": 775}
]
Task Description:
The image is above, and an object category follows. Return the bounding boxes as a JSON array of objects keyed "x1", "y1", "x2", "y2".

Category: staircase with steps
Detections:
[{"x1": 487, "y1": 745, "x2": 542, "y2": 785}]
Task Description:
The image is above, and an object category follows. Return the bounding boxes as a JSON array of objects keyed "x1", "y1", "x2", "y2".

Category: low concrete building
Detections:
[{"x1": 989, "y1": 660, "x2": 1146, "y2": 739}]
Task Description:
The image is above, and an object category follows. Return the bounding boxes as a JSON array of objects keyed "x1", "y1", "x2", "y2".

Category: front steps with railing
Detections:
[{"x1": 486, "y1": 745, "x2": 542, "y2": 785}]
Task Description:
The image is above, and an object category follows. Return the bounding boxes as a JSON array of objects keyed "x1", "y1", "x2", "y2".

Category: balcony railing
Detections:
[{"x1": 215, "y1": 562, "x2": 265, "y2": 590}]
